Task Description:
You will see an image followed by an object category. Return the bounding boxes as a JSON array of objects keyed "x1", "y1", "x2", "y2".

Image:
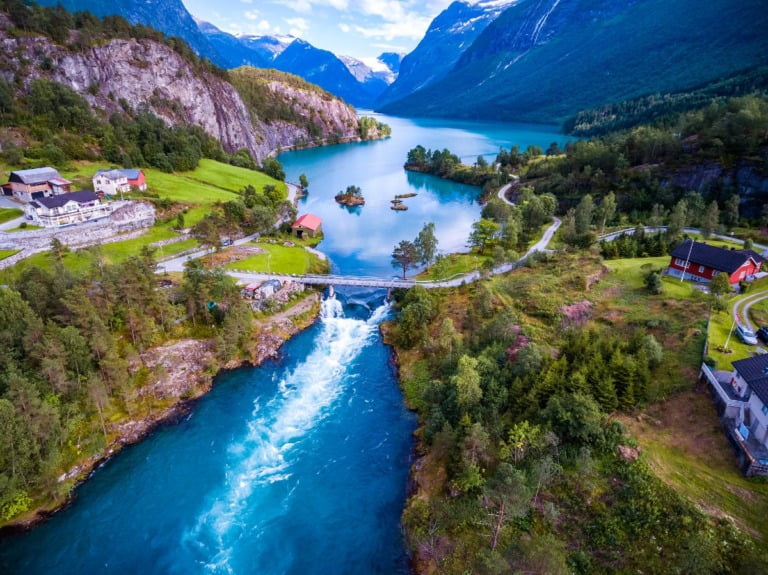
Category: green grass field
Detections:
[
  {"x1": 224, "y1": 242, "x2": 324, "y2": 275},
  {"x1": 59, "y1": 159, "x2": 285, "y2": 205},
  {"x1": 624, "y1": 391, "x2": 768, "y2": 549},
  {"x1": 706, "y1": 278, "x2": 768, "y2": 368},
  {"x1": 0, "y1": 249, "x2": 19, "y2": 260},
  {"x1": 0, "y1": 208, "x2": 23, "y2": 224},
  {"x1": 0, "y1": 159, "x2": 287, "y2": 278},
  {"x1": 418, "y1": 253, "x2": 489, "y2": 280}
]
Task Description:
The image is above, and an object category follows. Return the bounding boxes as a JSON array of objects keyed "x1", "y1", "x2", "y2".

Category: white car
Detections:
[{"x1": 736, "y1": 324, "x2": 758, "y2": 345}]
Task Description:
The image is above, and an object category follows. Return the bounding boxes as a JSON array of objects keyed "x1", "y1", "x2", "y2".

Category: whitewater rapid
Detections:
[{"x1": 186, "y1": 296, "x2": 391, "y2": 572}]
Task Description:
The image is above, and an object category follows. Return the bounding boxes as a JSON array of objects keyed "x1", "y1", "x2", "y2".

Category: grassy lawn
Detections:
[
  {"x1": 750, "y1": 297, "x2": 768, "y2": 328},
  {"x1": 418, "y1": 252, "x2": 489, "y2": 280},
  {"x1": 0, "y1": 207, "x2": 23, "y2": 224},
  {"x1": 139, "y1": 160, "x2": 285, "y2": 205},
  {"x1": 59, "y1": 159, "x2": 285, "y2": 205},
  {"x1": 5, "y1": 224, "x2": 43, "y2": 232},
  {"x1": 706, "y1": 278, "x2": 768, "y2": 369},
  {"x1": 0, "y1": 249, "x2": 19, "y2": 260},
  {"x1": 223, "y1": 241, "x2": 326, "y2": 275},
  {"x1": 0, "y1": 158, "x2": 287, "y2": 277},
  {"x1": 623, "y1": 391, "x2": 768, "y2": 549},
  {"x1": 1, "y1": 222, "x2": 200, "y2": 279}
]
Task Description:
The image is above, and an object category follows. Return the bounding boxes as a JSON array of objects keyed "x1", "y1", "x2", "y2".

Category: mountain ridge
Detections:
[
  {"x1": 380, "y1": 0, "x2": 768, "y2": 122},
  {"x1": 0, "y1": 9, "x2": 374, "y2": 163}
]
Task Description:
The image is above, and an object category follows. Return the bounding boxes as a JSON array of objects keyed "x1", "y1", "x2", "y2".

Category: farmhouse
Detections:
[
  {"x1": 667, "y1": 240, "x2": 763, "y2": 284},
  {"x1": 291, "y1": 213, "x2": 322, "y2": 239},
  {"x1": 25, "y1": 190, "x2": 112, "y2": 228},
  {"x1": 702, "y1": 354, "x2": 768, "y2": 476},
  {"x1": 122, "y1": 169, "x2": 147, "y2": 191},
  {"x1": 93, "y1": 169, "x2": 130, "y2": 197},
  {"x1": 6, "y1": 167, "x2": 72, "y2": 202}
]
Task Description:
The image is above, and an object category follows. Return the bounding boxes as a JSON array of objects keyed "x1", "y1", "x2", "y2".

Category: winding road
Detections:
[
  {"x1": 733, "y1": 289, "x2": 768, "y2": 331},
  {"x1": 167, "y1": 216, "x2": 563, "y2": 290}
]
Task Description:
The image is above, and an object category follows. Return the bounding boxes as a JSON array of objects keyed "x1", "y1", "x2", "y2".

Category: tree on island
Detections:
[
  {"x1": 299, "y1": 173, "x2": 309, "y2": 189},
  {"x1": 335, "y1": 185, "x2": 365, "y2": 206},
  {"x1": 392, "y1": 240, "x2": 419, "y2": 279}
]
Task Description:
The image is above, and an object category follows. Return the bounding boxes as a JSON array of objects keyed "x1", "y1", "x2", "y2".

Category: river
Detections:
[{"x1": 0, "y1": 115, "x2": 563, "y2": 574}]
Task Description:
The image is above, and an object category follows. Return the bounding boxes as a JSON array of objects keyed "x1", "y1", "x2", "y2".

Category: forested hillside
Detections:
[
  {"x1": 380, "y1": 0, "x2": 768, "y2": 123},
  {"x1": 391, "y1": 93, "x2": 768, "y2": 574}
]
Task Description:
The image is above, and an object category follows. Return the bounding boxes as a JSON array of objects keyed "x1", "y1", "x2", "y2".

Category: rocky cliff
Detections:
[
  {"x1": 0, "y1": 17, "x2": 365, "y2": 162},
  {"x1": 660, "y1": 159, "x2": 768, "y2": 219}
]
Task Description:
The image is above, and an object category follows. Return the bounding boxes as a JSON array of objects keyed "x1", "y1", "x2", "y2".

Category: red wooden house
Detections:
[
  {"x1": 667, "y1": 240, "x2": 764, "y2": 284},
  {"x1": 291, "y1": 213, "x2": 322, "y2": 239},
  {"x1": 122, "y1": 169, "x2": 147, "y2": 191}
]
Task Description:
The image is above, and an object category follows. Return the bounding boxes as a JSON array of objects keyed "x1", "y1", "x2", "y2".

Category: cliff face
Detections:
[
  {"x1": 0, "y1": 21, "x2": 364, "y2": 162},
  {"x1": 660, "y1": 159, "x2": 768, "y2": 219}
]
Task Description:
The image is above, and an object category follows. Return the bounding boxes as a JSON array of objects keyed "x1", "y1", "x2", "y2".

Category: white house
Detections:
[
  {"x1": 703, "y1": 354, "x2": 768, "y2": 476},
  {"x1": 93, "y1": 169, "x2": 130, "y2": 197},
  {"x1": 26, "y1": 190, "x2": 112, "y2": 228}
]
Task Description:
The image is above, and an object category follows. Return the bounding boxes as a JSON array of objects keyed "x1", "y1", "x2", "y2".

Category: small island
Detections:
[{"x1": 335, "y1": 184, "x2": 365, "y2": 207}]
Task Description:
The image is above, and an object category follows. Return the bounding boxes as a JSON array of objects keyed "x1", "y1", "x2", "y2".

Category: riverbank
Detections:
[{"x1": 2, "y1": 292, "x2": 322, "y2": 531}]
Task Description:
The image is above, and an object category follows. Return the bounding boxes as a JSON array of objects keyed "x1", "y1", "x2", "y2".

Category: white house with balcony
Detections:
[
  {"x1": 26, "y1": 190, "x2": 112, "y2": 228},
  {"x1": 93, "y1": 169, "x2": 130, "y2": 197},
  {"x1": 701, "y1": 354, "x2": 768, "y2": 476}
]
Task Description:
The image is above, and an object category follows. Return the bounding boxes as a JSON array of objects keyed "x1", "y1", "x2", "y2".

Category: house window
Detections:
[
  {"x1": 698, "y1": 265, "x2": 705, "y2": 273},
  {"x1": 674, "y1": 258, "x2": 689, "y2": 268}
]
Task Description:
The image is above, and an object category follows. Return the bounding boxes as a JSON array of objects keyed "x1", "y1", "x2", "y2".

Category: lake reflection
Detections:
[{"x1": 279, "y1": 114, "x2": 564, "y2": 276}]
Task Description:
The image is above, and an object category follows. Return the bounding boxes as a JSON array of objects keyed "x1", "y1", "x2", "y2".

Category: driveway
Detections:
[{"x1": 733, "y1": 289, "x2": 768, "y2": 330}]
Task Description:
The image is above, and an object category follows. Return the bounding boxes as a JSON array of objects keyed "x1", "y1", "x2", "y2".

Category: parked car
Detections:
[
  {"x1": 757, "y1": 326, "x2": 768, "y2": 345},
  {"x1": 736, "y1": 324, "x2": 759, "y2": 345}
]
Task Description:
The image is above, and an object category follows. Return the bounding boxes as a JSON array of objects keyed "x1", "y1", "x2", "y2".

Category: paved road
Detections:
[
  {"x1": 496, "y1": 176, "x2": 519, "y2": 206},
  {"x1": 219, "y1": 216, "x2": 563, "y2": 290},
  {"x1": 599, "y1": 226, "x2": 768, "y2": 255},
  {"x1": 733, "y1": 289, "x2": 768, "y2": 331}
]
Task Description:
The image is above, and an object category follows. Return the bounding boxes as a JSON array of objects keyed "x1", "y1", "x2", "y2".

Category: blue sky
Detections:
[{"x1": 181, "y1": 0, "x2": 457, "y2": 63}]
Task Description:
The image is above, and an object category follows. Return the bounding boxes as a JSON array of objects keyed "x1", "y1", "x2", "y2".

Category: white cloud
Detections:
[
  {"x1": 275, "y1": 0, "x2": 352, "y2": 14},
  {"x1": 285, "y1": 17, "x2": 309, "y2": 37},
  {"x1": 244, "y1": 10, "x2": 260, "y2": 20},
  {"x1": 352, "y1": 15, "x2": 432, "y2": 41},
  {"x1": 339, "y1": 23, "x2": 350, "y2": 33}
]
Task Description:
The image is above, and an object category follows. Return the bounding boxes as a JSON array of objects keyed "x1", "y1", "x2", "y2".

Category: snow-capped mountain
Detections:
[{"x1": 376, "y1": 0, "x2": 516, "y2": 107}]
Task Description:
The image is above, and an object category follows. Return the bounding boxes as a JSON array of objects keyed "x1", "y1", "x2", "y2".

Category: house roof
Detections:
[
  {"x1": 48, "y1": 177, "x2": 72, "y2": 186},
  {"x1": 671, "y1": 240, "x2": 761, "y2": 274},
  {"x1": 292, "y1": 213, "x2": 322, "y2": 231},
  {"x1": 121, "y1": 169, "x2": 144, "y2": 180},
  {"x1": 9, "y1": 167, "x2": 62, "y2": 185},
  {"x1": 733, "y1": 354, "x2": 768, "y2": 406},
  {"x1": 36, "y1": 190, "x2": 100, "y2": 209},
  {"x1": 95, "y1": 169, "x2": 127, "y2": 181}
]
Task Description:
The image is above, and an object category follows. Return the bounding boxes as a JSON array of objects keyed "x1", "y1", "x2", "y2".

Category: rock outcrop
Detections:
[{"x1": 0, "y1": 16, "x2": 365, "y2": 162}]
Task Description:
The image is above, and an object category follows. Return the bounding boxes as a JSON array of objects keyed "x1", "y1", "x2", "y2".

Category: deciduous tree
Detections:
[{"x1": 391, "y1": 240, "x2": 419, "y2": 279}]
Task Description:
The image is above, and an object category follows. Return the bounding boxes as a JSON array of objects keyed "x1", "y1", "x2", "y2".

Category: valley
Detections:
[{"x1": 0, "y1": 1, "x2": 767, "y2": 574}]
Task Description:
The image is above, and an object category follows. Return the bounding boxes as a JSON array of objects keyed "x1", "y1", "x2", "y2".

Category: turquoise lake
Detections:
[{"x1": 0, "y1": 115, "x2": 564, "y2": 574}]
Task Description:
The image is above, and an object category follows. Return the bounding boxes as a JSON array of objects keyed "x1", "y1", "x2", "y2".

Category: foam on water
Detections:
[{"x1": 185, "y1": 296, "x2": 389, "y2": 571}]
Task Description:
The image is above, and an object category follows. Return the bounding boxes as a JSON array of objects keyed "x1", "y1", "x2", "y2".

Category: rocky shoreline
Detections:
[{"x1": 3, "y1": 293, "x2": 322, "y2": 532}]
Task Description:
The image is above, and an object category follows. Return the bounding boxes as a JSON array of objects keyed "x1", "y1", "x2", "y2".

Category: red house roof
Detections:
[{"x1": 292, "y1": 213, "x2": 322, "y2": 231}]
